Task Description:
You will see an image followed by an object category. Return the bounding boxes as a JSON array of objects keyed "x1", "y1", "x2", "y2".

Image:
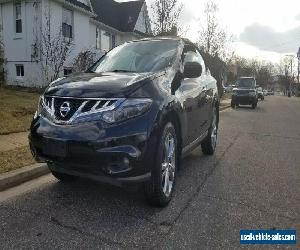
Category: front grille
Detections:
[
  {"x1": 81, "y1": 100, "x2": 98, "y2": 113},
  {"x1": 237, "y1": 90, "x2": 250, "y2": 95},
  {"x1": 41, "y1": 96, "x2": 121, "y2": 124}
]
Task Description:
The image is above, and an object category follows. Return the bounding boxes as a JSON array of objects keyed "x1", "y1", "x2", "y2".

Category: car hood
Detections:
[
  {"x1": 44, "y1": 72, "x2": 158, "y2": 98},
  {"x1": 233, "y1": 87, "x2": 255, "y2": 91}
]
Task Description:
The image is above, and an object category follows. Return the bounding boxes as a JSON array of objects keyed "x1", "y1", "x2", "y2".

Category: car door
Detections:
[
  {"x1": 193, "y1": 50, "x2": 212, "y2": 133},
  {"x1": 176, "y1": 47, "x2": 207, "y2": 145},
  {"x1": 202, "y1": 67, "x2": 217, "y2": 132}
]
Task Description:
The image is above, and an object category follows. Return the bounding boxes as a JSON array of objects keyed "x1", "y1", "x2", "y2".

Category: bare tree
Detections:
[
  {"x1": 32, "y1": 6, "x2": 72, "y2": 83},
  {"x1": 228, "y1": 56, "x2": 276, "y2": 88},
  {"x1": 255, "y1": 62, "x2": 275, "y2": 88},
  {"x1": 177, "y1": 25, "x2": 190, "y2": 38},
  {"x1": 151, "y1": 0, "x2": 183, "y2": 36},
  {"x1": 0, "y1": 34, "x2": 6, "y2": 85},
  {"x1": 198, "y1": 0, "x2": 233, "y2": 62},
  {"x1": 72, "y1": 50, "x2": 97, "y2": 73}
]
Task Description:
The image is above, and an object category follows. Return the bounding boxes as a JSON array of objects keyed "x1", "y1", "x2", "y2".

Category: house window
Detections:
[
  {"x1": 101, "y1": 31, "x2": 111, "y2": 52},
  {"x1": 16, "y1": 65, "x2": 24, "y2": 77},
  {"x1": 15, "y1": 2, "x2": 22, "y2": 33},
  {"x1": 62, "y1": 8, "x2": 73, "y2": 39},
  {"x1": 64, "y1": 68, "x2": 73, "y2": 76},
  {"x1": 96, "y1": 28, "x2": 101, "y2": 49}
]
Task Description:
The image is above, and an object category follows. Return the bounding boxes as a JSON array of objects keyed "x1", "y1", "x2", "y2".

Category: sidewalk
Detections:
[
  {"x1": 0, "y1": 132, "x2": 29, "y2": 152},
  {"x1": 0, "y1": 131, "x2": 45, "y2": 190},
  {"x1": 220, "y1": 98, "x2": 231, "y2": 111},
  {"x1": 0, "y1": 131, "x2": 34, "y2": 176}
]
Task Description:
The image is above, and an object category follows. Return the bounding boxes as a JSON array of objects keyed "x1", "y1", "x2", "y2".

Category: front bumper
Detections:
[
  {"x1": 29, "y1": 113, "x2": 158, "y2": 184},
  {"x1": 232, "y1": 95, "x2": 257, "y2": 105}
]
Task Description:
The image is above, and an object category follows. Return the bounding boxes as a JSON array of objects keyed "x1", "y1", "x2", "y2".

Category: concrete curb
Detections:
[{"x1": 0, "y1": 163, "x2": 49, "y2": 191}]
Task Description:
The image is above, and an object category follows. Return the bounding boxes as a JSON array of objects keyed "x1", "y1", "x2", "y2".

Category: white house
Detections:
[{"x1": 0, "y1": 0, "x2": 151, "y2": 87}]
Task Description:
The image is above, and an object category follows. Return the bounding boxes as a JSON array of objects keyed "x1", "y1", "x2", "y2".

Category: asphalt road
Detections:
[{"x1": 1, "y1": 96, "x2": 299, "y2": 249}]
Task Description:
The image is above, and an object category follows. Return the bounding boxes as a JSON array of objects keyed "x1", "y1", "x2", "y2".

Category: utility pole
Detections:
[
  {"x1": 296, "y1": 48, "x2": 300, "y2": 97},
  {"x1": 285, "y1": 54, "x2": 295, "y2": 97},
  {"x1": 298, "y1": 48, "x2": 300, "y2": 82}
]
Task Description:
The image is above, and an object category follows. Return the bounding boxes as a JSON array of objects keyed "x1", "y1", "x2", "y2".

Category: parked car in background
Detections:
[
  {"x1": 257, "y1": 87, "x2": 264, "y2": 100},
  {"x1": 231, "y1": 77, "x2": 258, "y2": 109},
  {"x1": 263, "y1": 89, "x2": 268, "y2": 96},
  {"x1": 29, "y1": 38, "x2": 220, "y2": 207},
  {"x1": 268, "y1": 90, "x2": 274, "y2": 95}
]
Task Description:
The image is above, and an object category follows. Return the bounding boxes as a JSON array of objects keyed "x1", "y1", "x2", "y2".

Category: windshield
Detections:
[
  {"x1": 237, "y1": 78, "x2": 255, "y2": 88},
  {"x1": 90, "y1": 40, "x2": 179, "y2": 73}
]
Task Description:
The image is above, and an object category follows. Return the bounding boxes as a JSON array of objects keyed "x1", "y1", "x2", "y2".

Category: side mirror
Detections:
[{"x1": 184, "y1": 62, "x2": 202, "y2": 78}]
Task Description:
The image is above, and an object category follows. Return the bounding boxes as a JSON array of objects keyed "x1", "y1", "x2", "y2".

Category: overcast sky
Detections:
[{"x1": 118, "y1": 0, "x2": 300, "y2": 62}]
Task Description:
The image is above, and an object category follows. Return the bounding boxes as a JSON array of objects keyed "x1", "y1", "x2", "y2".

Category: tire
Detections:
[
  {"x1": 201, "y1": 106, "x2": 218, "y2": 155},
  {"x1": 145, "y1": 122, "x2": 178, "y2": 207},
  {"x1": 251, "y1": 103, "x2": 257, "y2": 109},
  {"x1": 231, "y1": 101, "x2": 235, "y2": 108},
  {"x1": 50, "y1": 168, "x2": 78, "y2": 182}
]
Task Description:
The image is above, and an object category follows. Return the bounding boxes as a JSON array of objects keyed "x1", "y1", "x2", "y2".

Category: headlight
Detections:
[
  {"x1": 249, "y1": 91, "x2": 256, "y2": 96},
  {"x1": 34, "y1": 96, "x2": 43, "y2": 119},
  {"x1": 101, "y1": 98, "x2": 152, "y2": 124}
]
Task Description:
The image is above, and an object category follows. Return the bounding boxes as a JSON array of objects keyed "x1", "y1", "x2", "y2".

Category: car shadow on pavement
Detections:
[
  {"x1": 233, "y1": 105, "x2": 266, "y2": 113},
  {"x1": 2, "y1": 147, "x2": 218, "y2": 247}
]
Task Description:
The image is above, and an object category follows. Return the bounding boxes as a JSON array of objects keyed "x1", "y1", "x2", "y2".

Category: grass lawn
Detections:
[
  {"x1": 0, "y1": 87, "x2": 40, "y2": 135},
  {"x1": 0, "y1": 146, "x2": 35, "y2": 174}
]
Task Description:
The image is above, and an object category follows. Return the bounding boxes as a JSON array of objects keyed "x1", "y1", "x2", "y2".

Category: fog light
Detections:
[{"x1": 106, "y1": 157, "x2": 132, "y2": 175}]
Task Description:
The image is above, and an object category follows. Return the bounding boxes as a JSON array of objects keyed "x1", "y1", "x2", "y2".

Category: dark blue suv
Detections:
[{"x1": 29, "y1": 38, "x2": 219, "y2": 207}]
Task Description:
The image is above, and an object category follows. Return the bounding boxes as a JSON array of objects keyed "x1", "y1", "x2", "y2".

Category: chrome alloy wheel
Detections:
[
  {"x1": 211, "y1": 108, "x2": 218, "y2": 149},
  {"x1": 161, "y1": 132, "x2": 176, "y2": 197}
]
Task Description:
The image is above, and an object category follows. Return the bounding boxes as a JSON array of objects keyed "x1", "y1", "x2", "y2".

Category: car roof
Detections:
[
  {"x1": 128, "y1": 36, "x2": 196, "y2": 47},
  {"x1": 130, "y1": 36, "x2": 180, "y2": 42}
]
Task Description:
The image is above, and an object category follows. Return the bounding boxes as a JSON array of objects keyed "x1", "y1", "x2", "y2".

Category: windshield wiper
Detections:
[
  {"x1": 111, "y1": 70, "x2": 136, "y2": 73},
  {"x1": 86, "y1": 69, "x2": 95, "y2": 73}
]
